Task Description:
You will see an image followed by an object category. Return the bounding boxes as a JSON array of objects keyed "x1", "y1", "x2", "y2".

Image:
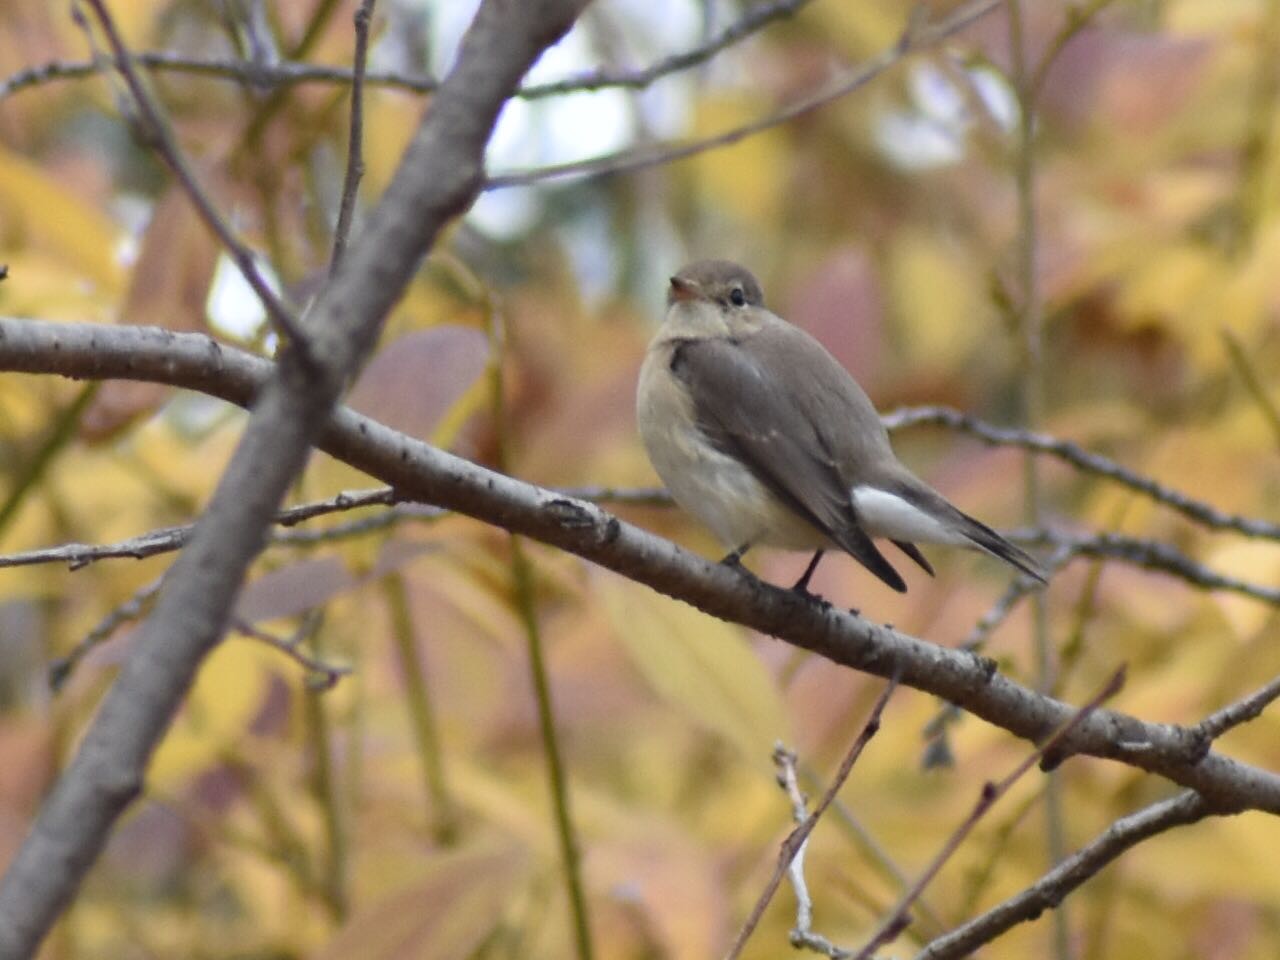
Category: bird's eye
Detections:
[{"x1": 729, "y1": 287, "x2": 746, "y2": 307}]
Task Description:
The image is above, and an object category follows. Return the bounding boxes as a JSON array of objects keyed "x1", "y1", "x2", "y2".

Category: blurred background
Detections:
[{"x1": 1, "y1": 0, "x2": 1279, "y2": 957}]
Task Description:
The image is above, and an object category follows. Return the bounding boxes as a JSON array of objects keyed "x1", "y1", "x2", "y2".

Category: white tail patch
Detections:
[{"x1": 850, "y1": 486, "x2": 964, "y2": 545}]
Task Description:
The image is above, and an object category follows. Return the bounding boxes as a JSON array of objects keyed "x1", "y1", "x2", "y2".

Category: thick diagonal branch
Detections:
[
  {"x1": 0, "y1": 1, "x2": 587, "y2": 955},
  {"x1": 0, "y1": 317, "x2": 1277, "y2": 815}
]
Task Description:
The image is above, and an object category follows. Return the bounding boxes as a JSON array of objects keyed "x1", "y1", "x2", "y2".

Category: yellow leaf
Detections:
[
  {"x1": 689, "y1": 94, "x2": 787, "y2": 228},
  {"x1": 1115, "y1": 241, "x2": 1219, "y2": 325},
  {"x1": 0, "y1": 146, "x2": 122, "y2": 294},
  {"x1": 1206, "y1": 539, "x2": 1280, "y2": 637},
  {"x1": 888, "y1": 228, "x2": 987, "y2": 369},
  {"x1": 83, "y1": 187, "x2": 220, "y2": 441},
  {"x1": 150, "y1": 639, "x2": 275, "y2": 789},
  {"x1": 595, "y1": 573, "x2": 789, "y2": 769},
  {"x1": 362, "y1": 94, "x2": 422, "y2": 198},
  {"x1": 314, "y1": 843, "x2": 527, "y2": 960},
  {"x1": 590, "y1": 833, "x2": 727, "y2": 960},
  {"x1": 1129, "y1": 812, "x2": 1280, "y2": 901},
  {"x1": 0, "y1": 251, "x2": 115, "y2": 321}
]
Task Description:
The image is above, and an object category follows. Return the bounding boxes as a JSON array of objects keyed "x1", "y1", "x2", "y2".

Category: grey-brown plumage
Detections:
[{"x1": 636, "y1": 259, "x2": 1044, "y2": 593}]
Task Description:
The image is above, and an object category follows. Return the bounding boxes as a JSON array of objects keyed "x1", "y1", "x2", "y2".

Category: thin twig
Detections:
[
  {"x1": 3, "y1": 317, "x2": 1280, "y2": 812},
  {"x1": 912, "y1": 792, "x2": 1211, "y2": 960},
  {"x1": 271, "y1": 507, "x2": 416, "y2": 546},
  {"x1": 1027, "y1": 0, "x2": 1118, "y2": 101},
  {"x1": 80, "y1": 0, "x2": 311, "y2": 358},
  {"x1": 0, "y1": 383, "x2": 99, "y2": 538},
  {"x1": 523, "y1": 0, "x2": 814, "y2": 97},
  {"x1": 328, "y1": 0, "x2": 376, "y2": 274},
  {"x1": 1222, "y1": 329, "x2": 1280, "y2": 449},
  {"x1": 0, "y1": 487, "x2": 403, "y2": 570},
  {"x1": 484, "y1": 0, "x2": 1003, "y2": 189},
  {"x1": 6, "y1": 508, "x2": 1277, "y2": 613},
  {"x1": 853, "y1": 668, "x2": 1126, "y2": 960},
  {"x1": 0, "y1": 485, "x2": 619, "y2": 570},
  {"x1": 780, "y1": 749, "x2": 854, "y2": 960},
  {"x1": 923, "y1": 546, "x2": 1073, "y2": 772},
  {"x1": 230, "y1": 613, "x2": 350, "y2": 690},
  {"x1": 883, "y1": 405, "x2": 1280, "y2": 541},
  {"x1": 48, "y1": 576, "x2": 163, "y2": 692},
  {"x1": 797, "y1": 763, "x2": 948, "y2": 934},
  {"x1": 0, "y1": 1, "x2": 592, "y2": 951},
  {"x1": 723, "y1": 676, "x2": 899, "y2": 960},
  {"x1": 1018, "y1": 529, "x2": 1280, "y2": 606},
  {"x1": 1195, "y1": 674, "x2": 1280, "y2": 743},
  {"x1": 381, "y1": 574, "x2": 457, "y2": 843},
  {"x1": 2, "y1": 0, "x2": 812, "y2": 105},
  {"x1": 961, "y1": 546, "x2": 1074, "y2": 652},
  {"x1": 481, "y1": 275, "x2": 595, "y2": 960},
  {"x1": 1004, "y1": 0, "x2": 1070, "y2": 950}
]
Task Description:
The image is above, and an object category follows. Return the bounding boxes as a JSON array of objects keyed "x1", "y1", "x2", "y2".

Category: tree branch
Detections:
[
  {"x1": 884, "y1": 406, "x2": 1280, "y2": 541},
  {"x1": 0, "y1": 0, "x2": 588, "y2": 954},
  {"x1": 1021, "y1": 529, "x2": 1280, "y2": 605},
  {"x1": 725, "y1": 677, "x2": 898, "y2": 960},
  {"x1": 912, "y1": 791, "x2": 1211, "y2": 959},
  {"x1": 327, "y1": 0, "x2": 376, "y2": 275},
  {"x1": 0, "y1": 0, "x2": 812, "y2": 105},
  {"x1": 853, "y1": 669, "x2": 1124, "y2": 959},
  {"x1": 484, "y1": 0, "x2": 1003, "y2": 190},
  {"x1": 1, "y1": 318, "x2": 1278, "y2": 816},
  {"x1": 82, "y1": 0, "x2": 309, "y2": 355}
]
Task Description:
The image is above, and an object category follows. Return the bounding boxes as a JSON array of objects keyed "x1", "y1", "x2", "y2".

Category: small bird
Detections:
[{"x1": 636, "y1": 259, "x2": 1045, "y2": 594}]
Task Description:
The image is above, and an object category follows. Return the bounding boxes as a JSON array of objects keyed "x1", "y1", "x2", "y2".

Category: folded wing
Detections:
[{"x1": 670, "y1": 334, "x2": 908, "y2": 592}]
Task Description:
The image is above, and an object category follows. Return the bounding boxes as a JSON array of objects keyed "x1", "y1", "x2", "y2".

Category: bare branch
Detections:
[
  {"x1": 1, "y1": 0, "x2": 812, "y2": 105},
  {"x1": 1195, "y1": 674, "x2": 1280, "y2": 743},
  {"x1": 2, "y1": 316, "x2": 1279, "y2": 813},
  {"x1": 522, "y1": 0, "x2": 814, "y2": 97},
  {"x1": 485, "y1": 0, "x2": 1003, "y2": 189},
  {"x1": 1020, "y1": 529, "x2": 1280, "y2": 606},
  {"x1": 328, "y1": 0, "x2": 376, "y2": 274},
  {"x1": 0, "y1": 1, "x2": 589, "y2": 953},
  {"x1": 795, "y1": 763, "x2": 948, "y2": 933},
  {"x1": 0, "y1": 485, "x2": 661, "y2": 570},
  {"x1": 81, "y1": 0, "x2": 311, "y2": 358},
  {"x1": 1222, "y1": 329, "x2": 1280, "y2": 449},
  {"x1": 48, "y1": 577, "x2": 163, "y2": 693},
  {"x1": 912, "y1": 792, "x2": 1211, "y2": 960},
  {"x1": 885, "y1": 405, "x2": 1280, "y2": 541},
  {"x1": 854, "y1": 668, "x2": 1126, "y2": 960},
  {"x1": 1028, "y1": 0, "x2": 1119, "y2": 101},
  {"x1": 960, "y1": 546, "x2": 1074, "y2": 651},
  {"x1": 724, "y1": 677, "x2": 899, "y2": 960},
  {"x1": 0, "y1": 487, "x2": 402, "y2": 570},
  {"x1": 0, "y1": 52, "x2": 434, "y2": 103},
  {"x1": 230, "y1": 614, "x2": 350, "y2": 690}
]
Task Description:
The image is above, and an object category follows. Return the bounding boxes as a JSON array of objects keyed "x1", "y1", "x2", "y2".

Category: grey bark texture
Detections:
[
  {"x1": 0, "y1": 1, "x2": 588, "y2": 955},
  {"x1": 1, "y1": 316, "x2": 1277, "y2": 819}
]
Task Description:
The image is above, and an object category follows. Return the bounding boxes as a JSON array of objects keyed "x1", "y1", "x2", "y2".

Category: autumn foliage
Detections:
[{"x1": 1, "y1": 1, "x2": 1279, "y2": 959}]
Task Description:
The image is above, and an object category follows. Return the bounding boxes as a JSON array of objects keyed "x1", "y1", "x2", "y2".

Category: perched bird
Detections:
[{"x1": 636, "y1": 259, "x2": 1045, "y2": 594}]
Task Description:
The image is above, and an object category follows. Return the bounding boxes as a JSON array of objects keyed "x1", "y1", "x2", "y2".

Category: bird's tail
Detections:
[
  {"x1": 954, "y1": 510, "x2": 1046, "y2": 583},
  {"x1": 873, "y1": 471, "x2": 1048, "y2": 584}
]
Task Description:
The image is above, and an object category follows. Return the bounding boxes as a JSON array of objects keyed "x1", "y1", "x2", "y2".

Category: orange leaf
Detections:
[
  {"x1": 81, "y1": 188, "x2": 220, "y2": 441},
  {"x1": 313, "y1": 844, "x2": 527, "y2": 960}
]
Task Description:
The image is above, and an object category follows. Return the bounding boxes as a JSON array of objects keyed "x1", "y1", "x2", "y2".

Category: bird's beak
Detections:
[{"x1": 668, "y1": 276, "x2": 701, "y2": 303}]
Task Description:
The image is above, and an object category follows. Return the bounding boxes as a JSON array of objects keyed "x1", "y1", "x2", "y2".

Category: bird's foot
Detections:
[
  {"x1": 791, "y1": 580, "x2": 828, "y2": 604},
  {"x1": 719, "y1": 544, "x2": 751, "y2": 568},
  {"x1": 791, "y1": 550, "x2": 825, "y2": 598}
]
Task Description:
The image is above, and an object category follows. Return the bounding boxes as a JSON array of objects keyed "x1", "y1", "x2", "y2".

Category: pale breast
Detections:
[{"x1": 637, "y1": 343, "x2": 826, "y2": 551}]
